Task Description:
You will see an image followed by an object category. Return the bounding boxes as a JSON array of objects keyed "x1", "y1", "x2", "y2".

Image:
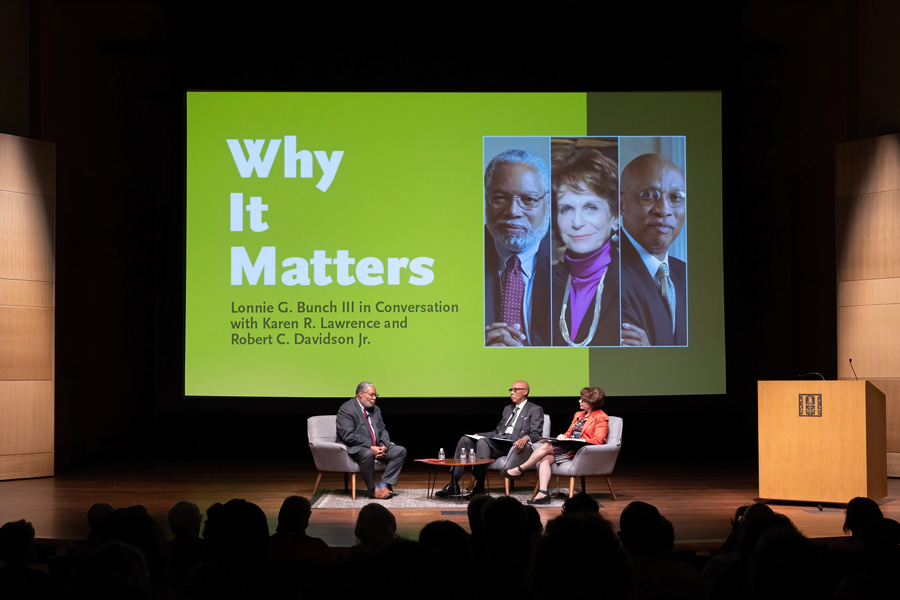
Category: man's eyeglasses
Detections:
[
  {"x1": 487, "y1": 191, "x2": 547, "y2": 211},
  {"x1": 623, "y1": 188, "x2": 686, "y2": 207},
  {"x1": 509, "y1": 387, "x2": 528, "y2": 392}
]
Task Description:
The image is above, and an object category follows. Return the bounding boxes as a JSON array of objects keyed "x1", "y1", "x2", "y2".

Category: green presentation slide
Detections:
[{"x1": 185, "y1": 92, "x2": 724, "y2": 398}]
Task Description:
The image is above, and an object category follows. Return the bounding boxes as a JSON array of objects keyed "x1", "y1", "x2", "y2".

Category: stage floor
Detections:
[{"x1": 1, "y1": 461, "x2": 897, "y2": 551}]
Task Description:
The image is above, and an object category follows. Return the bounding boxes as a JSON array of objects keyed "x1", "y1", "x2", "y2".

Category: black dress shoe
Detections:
[
  {"x1": 464, "y1": 485, "x2": 487, "y2": 499},
  {"x1": 435, "y1": 483, "x2": 461, "y2": 497},
  {"x1": 527, "y1": 491, "x2": 551, "y2": 505}
]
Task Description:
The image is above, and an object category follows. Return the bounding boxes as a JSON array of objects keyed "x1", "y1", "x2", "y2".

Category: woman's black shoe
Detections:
[
  {"x1": 527, "y1": 490, "x2": 551, "y2": 505},
  {"x1": 502, "y1": 467, "x2": 523, "y2": 479}
]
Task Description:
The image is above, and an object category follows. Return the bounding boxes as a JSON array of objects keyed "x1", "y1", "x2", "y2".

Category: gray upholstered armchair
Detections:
[
  {"x1": 307, "y1": 415, "x2": 383, "y2": 500},
  {"x1": 534, "y1": 415, "x2": 624, "y2": 499},
  {"x1": 487, "y1": 415, "x2": 551, "y2": 495}
]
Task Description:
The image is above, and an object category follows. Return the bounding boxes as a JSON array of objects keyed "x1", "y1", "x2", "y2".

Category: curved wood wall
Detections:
[
  {"x1": 836, "y1": 133, "x2": 900, "y2": 476},
  {"x1": 0, "y1": 133, "x2": 55, "y2": 480}
]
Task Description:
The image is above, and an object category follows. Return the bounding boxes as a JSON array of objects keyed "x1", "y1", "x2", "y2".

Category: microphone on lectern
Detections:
[
  {"x1": 849, "y1": 358, "x2": 859, "y2": 381},
  {"x1": 798, "y1": 372, "x2": 825, "y2": 380}
]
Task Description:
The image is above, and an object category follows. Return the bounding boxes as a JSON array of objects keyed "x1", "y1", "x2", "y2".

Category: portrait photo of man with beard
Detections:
[{"x1": 483, "y1": 142, "x2": 552, "y2": 347}]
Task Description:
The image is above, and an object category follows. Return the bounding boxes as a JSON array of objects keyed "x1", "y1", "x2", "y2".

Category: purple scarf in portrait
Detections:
[{"x1": 565, "y1": 239, "x2": 612, "y2": 339}]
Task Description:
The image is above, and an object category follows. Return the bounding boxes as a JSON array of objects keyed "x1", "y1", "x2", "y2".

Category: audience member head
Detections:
[
  {"x1": 203, "y1": 498, "x2": 269, "y2": 564},
  {"x1": 68, "y1": 541, "x2": 150, "y2": 598},
  {"x1": 87, "y1": 502, "x2": 115, "y2": 535},
  {"x1": 419, "y1": 520, "x2": 469, "y2": 558},
  {"x1": 0, "y1": 519, "x2": 36, "y2": 566},
  {"x1": 563, "y1": 492, "x2": 600, "y2": 515},
  {"x1": 523, "y1": 504, "x2": 543, "y2": 540},
  {"x1": 618, "y1": 500, "x2": 672, "y2": 556},
  {"x1": 860, "y1": 517, "x2": 900, "y2": 562},
  {"x1": 276, "y1": 495, "x2": 312, "y2": 534},
  {"x1": 749, "y1": 525, "x2": 823, "y2": 599},
  {"x1": 482, "y1": 495, "x2": 528, "y2": 550},
  {"x1": 202, "y1": 502, "x2": 224, "y2": 542},
  {"x1": 729, "y1": 505, "x2": 751, "y2": 534},
  {"x1": 534, "y1": 512, "x2": 631, "y2": 598},
  {"x1": 738, "y1": 505, "x2": 794, "y2": 560},
  {"x1": 168, "y1": 500, "x2": 202, "y2": 538},
  {"x1": 843, "y1": 496, "x2": 882, "y2": 536},
  {"x1": 98, "y1": 505, "x2": 167, "y2": 573},
  {"x1": 467, "y1": 493, "x2": 492, "y2": 541},
  {"x1": 354, "y1": 503, "x2": 397, "y2": 550}
]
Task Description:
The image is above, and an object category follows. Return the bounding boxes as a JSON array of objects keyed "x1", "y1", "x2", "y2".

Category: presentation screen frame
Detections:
[{"x1": 185, "y1": 92, "x2": 724, "y2": 398}]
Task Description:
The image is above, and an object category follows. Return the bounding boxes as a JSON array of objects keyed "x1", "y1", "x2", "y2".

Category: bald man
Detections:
[
  {"x1": 435, "y1": 380, "x2": 544, "y2": 498},
  {"x1": 619, "y1": 153, "x2": 687, "y2": 346}
]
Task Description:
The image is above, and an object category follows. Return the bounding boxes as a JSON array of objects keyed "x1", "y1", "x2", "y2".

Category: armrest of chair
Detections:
[
  {"x1": 308, "y1": 441, "x2": 356, "y2": 472},
  {"x1": 568, "y1": 442, "x2": 620, "y2": 474}
]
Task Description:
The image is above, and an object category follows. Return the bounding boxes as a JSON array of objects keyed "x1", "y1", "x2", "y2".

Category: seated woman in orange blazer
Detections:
[{"x1": 503, "y1": 386, "x2": 609, "y2": 505}]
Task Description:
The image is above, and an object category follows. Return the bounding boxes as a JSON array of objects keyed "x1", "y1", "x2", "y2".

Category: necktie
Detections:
[
  {"x1": 505, "y1": 406, "x2": 519, "y2": 433},
  {"x1": 362, "y1": 407, "x2": 377, "y2": 445},
  {"x1": 656, "y1": 263, "x2": 676, "y2": 335},
  {"x1": 500, "y1": 255, "x2": 524, "y2": 330}
]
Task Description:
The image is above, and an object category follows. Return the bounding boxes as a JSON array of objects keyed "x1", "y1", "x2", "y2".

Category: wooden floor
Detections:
[{"x1": 1, "y1": 461, "x2": 898, "y2": 551}]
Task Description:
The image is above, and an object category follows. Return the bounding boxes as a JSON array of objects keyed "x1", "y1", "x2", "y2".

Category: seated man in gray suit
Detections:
[
  {"x1": 336, "y1": 381, "x2": 407, "y2": 499},
  {"x1": 436, "y1": 380, "x2": 544, "y2": 498}
]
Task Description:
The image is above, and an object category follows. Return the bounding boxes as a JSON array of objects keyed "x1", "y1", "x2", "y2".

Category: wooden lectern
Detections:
[{"x1": 758, "y1": 380, "x2": 886, "y2": 503}]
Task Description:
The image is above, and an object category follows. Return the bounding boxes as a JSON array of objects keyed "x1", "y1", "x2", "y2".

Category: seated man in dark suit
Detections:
[
  {"x1": 484, "y1": 149, "x2": 552, "y2": 346},
  {"x1": 436, "y1": 380, "x2": 544, "y2": 498},
  {"x1": 336, "y1": 381, "x2": 407, "y2": 499},
  {"x1": 619, "y1": 153, "x2": 687, "y2": 346}
]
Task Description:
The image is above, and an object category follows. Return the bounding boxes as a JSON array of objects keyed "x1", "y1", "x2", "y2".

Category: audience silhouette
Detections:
[{"x1": 1, "y1": 492, "x2": 896, "y2": 600}]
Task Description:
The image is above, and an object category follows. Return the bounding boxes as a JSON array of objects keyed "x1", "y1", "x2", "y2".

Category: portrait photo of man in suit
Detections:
[
  {"x1": 484, "y1": 146, "x2": 552, "y2": 347},
  {"x1": 335, "y1": 381, "x2": 407, "y2": 499},
  {"x1": 619, "y1": 151, "x2": 688, "y2": 346},
  {"x1": 435, "y1": 380, "x2": 544, "y2": 498}
]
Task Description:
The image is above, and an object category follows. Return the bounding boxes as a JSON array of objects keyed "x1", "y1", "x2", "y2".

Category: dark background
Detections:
[{"x1": 2, "y1": 1, "x2": 898, "y2": 469}]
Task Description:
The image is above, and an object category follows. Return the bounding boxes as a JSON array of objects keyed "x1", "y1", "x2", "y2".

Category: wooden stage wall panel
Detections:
[
  {"x1": 0, "y1": 135, "x2": 55, "y2": 197},
  {"x1": 0, "y1": 307, "x2": 53, "y2": 380},
  {"x1": 836, "y1": 190, "x2": 900, "y2": 280},
  {"x1": 0, "y1": 381, "x2": 54, "y2": 454},
  {"x1": 837, "y1": 304, "x2": 900, "y2": 377},
  {"x1": 0, "y1": 191, "x2": 54, "y2": 281},
  {"x1": 836, "y1": 133, "x2": 900, "y2": 474},
  {"x1": 0, "y1": 279, "x2": 54, "y2": 308},
  {"x1": 0, "y1": 454, "x2": 53, "y2": 481},
  {"x1": 0, "y1": 133, "x2": 55, "y2": 481},
  {"x1": 836, "y1": 134, "x2": 900, "y2": 198},
  {"x1": 838, "y1": 277, "x2": 900, "y2": 307}
]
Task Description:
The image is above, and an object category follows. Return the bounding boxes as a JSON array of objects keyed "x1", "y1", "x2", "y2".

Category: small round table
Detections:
[{"x1": 415, "y1": 458, "x2": 496, "y2": 499}]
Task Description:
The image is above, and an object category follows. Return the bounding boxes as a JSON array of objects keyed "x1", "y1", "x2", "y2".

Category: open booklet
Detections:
[
  {"x1": 465, "y1": 434, "x2": 513, "y2": 444},
  {"x1": 538, "y1": 437, "x2": 590, "y2": 446}
]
